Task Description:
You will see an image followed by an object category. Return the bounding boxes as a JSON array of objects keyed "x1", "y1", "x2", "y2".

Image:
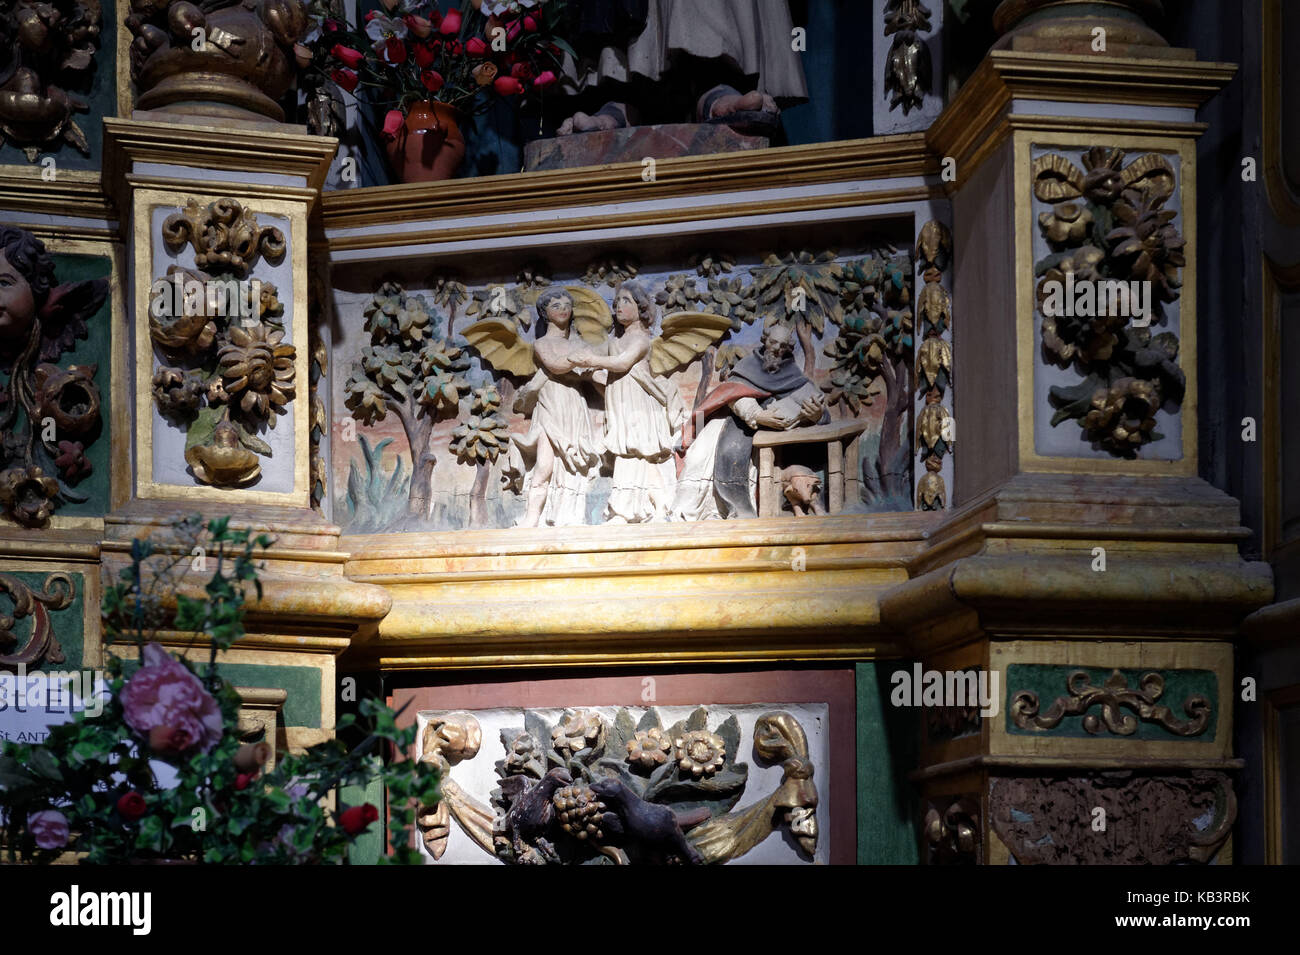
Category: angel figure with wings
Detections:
[
  {"x1": 569, "y1": 281, "x2": 729, "y2": 524},
  {"x1": 462, "y1": 286, "x2": 611, "y2": 527}
]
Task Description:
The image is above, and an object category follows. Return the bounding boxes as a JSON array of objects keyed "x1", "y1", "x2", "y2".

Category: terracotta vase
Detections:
[{"x1": 385, "y1": 101, "x2": 466, "y2": 183}]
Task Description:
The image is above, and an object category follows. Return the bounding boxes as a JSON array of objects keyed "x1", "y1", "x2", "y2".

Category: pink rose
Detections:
[
  {"x1": 120, "y1": 643, "x2": 223, "y2": 756},
  {"x1": 29, "y1": 810, "x2": 69, "y2": 850}
]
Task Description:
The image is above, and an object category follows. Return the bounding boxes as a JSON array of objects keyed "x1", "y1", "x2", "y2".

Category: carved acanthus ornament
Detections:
[
  {"x1": 415, "y1": 707, "x2": 820, "y2": 865},
  {"x1": 1031, "y1": 147, "x2": 1186, "y2": 456},
  {"x1": 914, "y1": 219, "x2": 952, "y2": 510},
  {"x1": 0, "y1": 0, "x2": 102, "y2": 160},
  {"x1": 148, "y1": 199, "x2": 294, "y2": 489},
  {"x1": 923, "y1": 796, "x2": 979, "y2": 864},
  {"x1": 1010, "y1": 669, "x2": 1211, "y2": 737},
  {"x1": 0, "y1": 572, "x2": 74, "y2": 669},
  {"x1": 882, "y1": 0, "x2": 932, "y2": 115}
]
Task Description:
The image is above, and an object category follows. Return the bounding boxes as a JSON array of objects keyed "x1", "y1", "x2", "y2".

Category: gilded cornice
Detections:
[
  {"x1": 0, "y1": 169, "x2": 115, "y2": 235},
  {"x1": 927, "y1": 51, "x2": 1236, "y2": 186},
  {"x1": 101, "y1": 117, "x2": 339, "y2": 206},
  {"x1": 320, "y1": 134, "x2": 937, "y2": 231}
]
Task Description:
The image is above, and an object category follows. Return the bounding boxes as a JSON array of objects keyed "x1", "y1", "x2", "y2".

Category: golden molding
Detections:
[
  {"x1": 102, "y1": 117, "x2": 338, "y2": 206},
  {"x1": 321, "y1": 134, "x2": 936, "y2": 229},
  {"x1": 928, "y1": 51, "x2": 1235, "y2": 186}
]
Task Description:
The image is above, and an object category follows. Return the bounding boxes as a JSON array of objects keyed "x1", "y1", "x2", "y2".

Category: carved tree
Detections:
[{"x1": 344, "y1": 282, "x2": 469, "y2": 518}]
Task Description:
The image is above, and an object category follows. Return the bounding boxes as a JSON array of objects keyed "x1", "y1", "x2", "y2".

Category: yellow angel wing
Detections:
[
  {"x1": 461, "y1": 317, "x2": 536, "y2": 377},
  {"x1": 650, "y1": 311, "x2": 733, "y2": 376},
  {"x1": 565, "y1": 285, "x2": 613, "y2": 346}
]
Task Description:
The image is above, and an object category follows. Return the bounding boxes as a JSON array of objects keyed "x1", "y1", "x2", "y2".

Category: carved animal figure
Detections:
[
  {"x1": 499, "y1": 767, "x2": 572, "y2": 864},
  {"x1": 589, "y1": 776, "x2": 704, "y2": 865},
  {"x1": 778, "y1": 464, "x2": 823, "y2": 516}
]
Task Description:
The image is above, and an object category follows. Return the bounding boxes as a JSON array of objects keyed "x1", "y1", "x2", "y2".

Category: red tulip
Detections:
[
  {"x1": 533, "y1": 70, "x2": 557, "y2": 88},
  {"x1": 364, "y1": 9, "x2": 378, "y2": 22},
  {"x1": 331, "y1": 44, "x2": 364, "y2": 68},
  {"x1": 510, "y1": 61, "x2": 535, "y2": 81},
  {"x1": 382, "y1": 37, "x2": 406, "y2": 64},
  {"x1": 523, "y1": 15, "x2": 539, "y2": 32},
  {"x1": 448, "y1": 39, "x2": 463, "y2": 55},
  {"x1": 506, "y1": 20, "x2": 522, "y2": 41},
  {"x1": 405, "y1": 14, "x2": 432, "y2": 38},
  {"x1": 413, "y1": 42, "x2": 435, "y2": 67},
  {"x1": 234, "y1": 773, "x2": 252, "y2": 791},
  {"x1": 331, "y1": 67, "x2": 358, "y2": 92},
  {"x1": 465, "y1": 36, "x2": 487, "y2": 56},
  {"x1": 381, "y1": 109, "x2": 405, "y2": 139},
  {"x1": 493, "y1": 76, "x2": 524, "y2": 96},
  {"x1": 439, "y1": 8, "x2": 462, "y2": 35},
  {"x1": 421, "y1": 69, "x2": 444, "y2": 93}
]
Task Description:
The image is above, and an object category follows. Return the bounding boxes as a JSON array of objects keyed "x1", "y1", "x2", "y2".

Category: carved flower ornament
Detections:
[
  {"x1": 551, "y1": 709, "x2": 605, "y2": 759},
  {"x1": 626, "y1": 727, "x2": 672, "y2": 770},
  {"x1": 673, "y1": 730, "x2": 726, "y2": 778}
]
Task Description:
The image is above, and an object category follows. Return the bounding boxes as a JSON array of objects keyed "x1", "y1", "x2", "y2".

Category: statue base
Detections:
[{"x1": 524, "y1": 123, "x2": 768, "y2": 172}]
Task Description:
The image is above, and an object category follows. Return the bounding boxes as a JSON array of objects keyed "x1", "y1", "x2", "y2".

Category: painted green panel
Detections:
[
  {"x1": 1005, "y1": 665, "x2": 1218, "y2": 741},
  {"x1": 210, "y1": 663, "x2": 323, "y2": 728},
  {"x1": 342, "y1": 777, "x2": 384, "y2": 865},
  {"x1": 49, "y1": 253, "x2": 113, "y2": 517},
  {"x1": 0, "y1": 0, "x2": 117, "y2": 170},
  {"x1": 0, "y1": 570, "x2": 84, "y2": 670},
  {"x1": 856, "y1": 662, "x2": 920, "y2": 864}
]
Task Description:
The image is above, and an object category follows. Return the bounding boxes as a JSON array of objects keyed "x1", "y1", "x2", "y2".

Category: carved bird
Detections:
[{"x1": 501, "y1": 767, "x2": 571, "y2": 865}]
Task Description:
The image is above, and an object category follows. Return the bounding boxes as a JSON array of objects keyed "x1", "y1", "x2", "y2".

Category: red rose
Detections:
[
  {"x1": 364, "y1": 9, "x2": 378, "y2": 21},
  {"x1": 420, "y1": 69, "x2": 444, "y2": 93},
  {"x1": 234, "y1": 773, "x2": 251, "y2": 791},
  {"x1": 339, "y1": 804, "x2": 378, "y2": 835},
  {"x1": 331, "y1": 44, "x2": 364, "y2": 68},
  {"x1": 116, "y1": 792, "x2": 147, "y2": 821},
  {"x1": 533, "y1": 70, "x2": 557, "y2": 88},
  {"x1": 382, "y1": 37, "x2": 406, "y2": 64},
  {"x1": 324, "y1": 18, "x2": 341, "y2": 31},
  {"x1": 439, "y1": 8, "x2": 462, "y2": 35},
  {"x1": 493, "y1": 76, "x2": 524, "y2": 96},
  {"x1": 523, "y1": 15, "x2": 539, "y2": 32},
  {"x1": 405, "y1": 14, "x2": 432, "y2": 38},
  {"x1": 331, "y1": 67, "x2": 359, "y2": 92},
  {"x1": 413, "y1": 42, "x2": 435, "y2": 67},
  {"x1": 381, "y1": 109, "x2": 405, "y2": 139},
  {"x1": 465, "y1": 36, "x2": 487, "y2": 56}
]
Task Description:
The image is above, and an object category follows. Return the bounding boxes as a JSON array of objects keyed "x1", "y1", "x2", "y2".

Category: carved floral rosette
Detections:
[{"x1": 413, "y1": 705, "x2": 826, "y2": 865}]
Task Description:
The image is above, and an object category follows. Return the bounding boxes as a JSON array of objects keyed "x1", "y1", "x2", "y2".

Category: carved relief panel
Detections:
[{"x1": 331, "y1": 226, "x2": 919, "y2": 532}]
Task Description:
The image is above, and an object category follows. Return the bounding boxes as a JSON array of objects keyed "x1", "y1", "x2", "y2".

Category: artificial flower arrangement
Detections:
[
  {"x1": 297, "y1": 0, "x2": 575, "y2": 180},
  {"x1": 0, "y1": 516, "x2": 438, "y2": 864}
]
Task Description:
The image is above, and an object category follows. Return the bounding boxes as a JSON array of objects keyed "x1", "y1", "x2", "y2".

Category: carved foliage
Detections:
[
  {"x1": 883, "y1": 0, "x2": 933, "y2": 114},
  {"x1": 0, "y1": 572, "x2": 74, "y2": 669},
  {"x1": 1011, "y1": 668, "x2": 1211, "y2": 737},
  {"x1": 0, "y1": 0, "x2": 102, "y2": 160},
  {"x1": 990, "y1": 772, "x2": 1235, "y2": 864},
  {"x1": 150, "y1": 200, "x2": 293, "y2": 488},
  {"x1": 0, "y1": 227, "x2": 106, "y2": 526},
  {"x1": 1031, "y1": 147, "x2": 1186, "y2": 457},
  {"x1": 418, "y1": 706, "x2": 819, "y2": 865}
]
